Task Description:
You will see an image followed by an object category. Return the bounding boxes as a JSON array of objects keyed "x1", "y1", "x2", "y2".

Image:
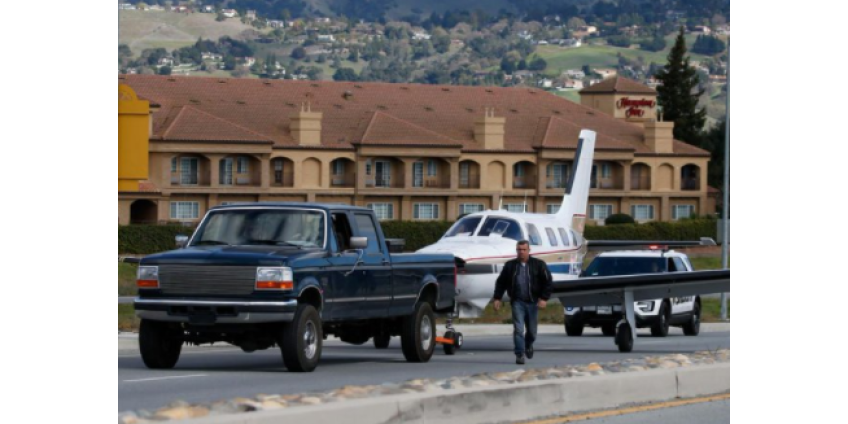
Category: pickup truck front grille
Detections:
[{"x1": 158, "y1": 265, "x2": 256, "y2": 296}]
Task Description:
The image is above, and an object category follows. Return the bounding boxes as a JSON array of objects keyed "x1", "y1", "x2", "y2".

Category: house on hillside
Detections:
[
  {"x1": 148, "y1": 5, "x2": 165, "y2": 11},
  {"x1": 538, "y1": 78, "x2": 553, "y2": 88},
  {"x1": 202, "y1": 5, "x2": 215, "y2": 13},
  {"x1": 594, "y1": 68, "x2": 617, "y2": 79},
  {"x1": 118, "y1": 3, "x2": 136, "y2": 10},
  {"x1": 413, "y1": 32, "x2": 431, "y2": 41},
  {"x1": 268, "y1": 20, "x2": 285, "y2": 28},
  {"x1": 563, "y1": 69, "x2": 585, "y2": 79},
  {"x1": 158, "y1": 57, "x2": 175, "y2": 67},
  {"x1": 201, "y1": 52, "x2": 223, "y2": 61},
  {"x1": 222, "y1": 9, "x2": 238, "y2": 18},
  {"x1": 246, "y1": 10, "x2": 257, "y2": 21},
  {"x1": 241, "y1": 57, "x2": 256, "y2": 67},
  {"x1": 317, "y1": 34, "x2": 336, "y2": 42},
  {"x1": 693, "y1": 26, "x2": 712, "y2": 35}
]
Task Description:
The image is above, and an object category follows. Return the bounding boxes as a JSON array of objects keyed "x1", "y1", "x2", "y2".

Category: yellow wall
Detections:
[{"x1": 118, "y1": 84, "x2": 150, "y2": 191}]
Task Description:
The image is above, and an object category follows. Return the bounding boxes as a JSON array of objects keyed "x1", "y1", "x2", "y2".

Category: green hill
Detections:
[{"x1": 119, "y1": 11, "x2": 263, "y2": 53}]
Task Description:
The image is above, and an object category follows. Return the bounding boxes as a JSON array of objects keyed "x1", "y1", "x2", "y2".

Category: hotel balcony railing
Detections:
[
  {"x1": 682, "y1": 179, "x2": 700, "y2": 191},
  {"x1": 545, "y1": 179, "x2": 569, "y2": 190},
  {"x1": 331, "y1": 176, "x2": 355, "y2": 187},
  {"x1": 459, "y1": 175, "x2": 481, "y2": 189},
  {"x1": 366, "y1": 176, "x2": 403, "y2": 189},
  {"x1": 513, "y1": 176, "x2": 536, "y2": 189}
]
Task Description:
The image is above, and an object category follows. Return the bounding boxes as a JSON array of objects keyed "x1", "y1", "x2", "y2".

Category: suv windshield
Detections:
[
  {"x1": 192, "y1": 209, "x2": 325, "y2": 248},
  {"x1": 582, "y1": 257, "x2": 665, "y2": 277}
]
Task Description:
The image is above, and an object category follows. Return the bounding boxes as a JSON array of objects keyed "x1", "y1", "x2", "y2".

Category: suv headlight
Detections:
[
  {"x1": 256, "y1": 267, "x2": 294, "y2": 291},
  {"x1": 137, "y1": 266, "x2": 160, "y2": 289}
]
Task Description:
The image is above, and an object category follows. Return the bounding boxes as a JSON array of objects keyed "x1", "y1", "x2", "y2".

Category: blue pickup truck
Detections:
[{"x1": 134, "y1": 203, "x2": 457, "y2": 372}]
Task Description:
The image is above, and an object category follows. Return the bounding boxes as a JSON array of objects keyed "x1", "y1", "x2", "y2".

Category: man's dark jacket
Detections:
[{"x1": 493, "y1": 257, "x2": 554, "y2": 302}]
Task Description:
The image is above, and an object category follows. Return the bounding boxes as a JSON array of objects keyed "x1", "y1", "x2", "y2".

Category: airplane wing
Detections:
[
  {"x1": 550, "y1": 270, "x2": 730, "y2": 353},
  {"x1": 586, "y1": 238, "x2": 717, "y2": 251},
  {"x1": 551, "y1": 270, "x2": 729, "y2": 306}
]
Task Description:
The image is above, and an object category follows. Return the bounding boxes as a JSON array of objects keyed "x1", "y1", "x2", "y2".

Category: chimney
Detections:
[
  {"x1": 644, "y1": 119, "x2": 675, "y2": 154},
  {"x1": 290, "y1": 102, "x2": 323, "y2": 146},
  {"x1": 474, "y1": 108, "x2": 506, "y2": 150}
]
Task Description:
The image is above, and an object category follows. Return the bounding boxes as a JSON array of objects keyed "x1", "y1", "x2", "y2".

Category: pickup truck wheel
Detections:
[
  {"x1": 564, "y1": 316, "x2": 584, "y2": 336},
  {"x1": 601, "y1": 324, "x2": 617, "y2": 337},
  {"x1": 139, "y1": 320, "x2": 183, "y2": 369},
  {"x1": 281, "y1": 304, "x2": 322, "y2": 372},
  {"x1": 374, "y1": 333, "x2": 391, "y2": 349},
  {"x1": 683, "y1": 302, "x2": 701, "y2": 336},
  {"x1": 651, "y1": 302, "x2": 671, "y2": 337},
  {"x1": 401, "y1": 302, "x2": 436, "y2": 362}
]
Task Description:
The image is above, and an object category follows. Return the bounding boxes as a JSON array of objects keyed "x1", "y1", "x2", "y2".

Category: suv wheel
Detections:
[{"x1": 683, "y1": 301, "x2": 701, "y2": 336}]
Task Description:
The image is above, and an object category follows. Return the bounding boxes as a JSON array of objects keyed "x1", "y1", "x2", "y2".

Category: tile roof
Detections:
[
  {"x1": 120, "y1": 75, "x2": 707, "y2": 157},
  {"x1": 580, "y1": 76, "x2": 658, "y2": 95}
]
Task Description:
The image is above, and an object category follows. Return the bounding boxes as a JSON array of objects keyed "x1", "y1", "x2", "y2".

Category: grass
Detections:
[
  {"x1": 119, "y1": 10, "x2": 268, "y2": 54},
  {"x1": 119, "y1": 305, "x2": 140, "y2": 332},
  {"x1": 119, "y1": 263, "x2": 137, "y2": 297},
  {"x1": 702, "y1": 298, "x2": 729, "y2": 322}
]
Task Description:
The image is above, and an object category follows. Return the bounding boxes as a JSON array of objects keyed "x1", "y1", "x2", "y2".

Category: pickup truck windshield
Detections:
[
  {"x1": 582, "y1": 257, "x2": 666, "y2": 277},
  {"x1": 192, "y1": 209, "x2": 325, "y2": 248}
]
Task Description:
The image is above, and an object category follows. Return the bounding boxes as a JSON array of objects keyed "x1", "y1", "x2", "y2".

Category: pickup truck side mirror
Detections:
[
  {"x1": 350, "y1": 237, "x2": 368, "y2": 249},
  {"x1": 175, "y1": 235, "x2": 189, "y2": 249}
]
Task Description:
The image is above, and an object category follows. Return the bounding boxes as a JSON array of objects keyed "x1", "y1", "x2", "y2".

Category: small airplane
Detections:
[{"x1": 418, "y1": 130, "x2": 729, "y2": 353}]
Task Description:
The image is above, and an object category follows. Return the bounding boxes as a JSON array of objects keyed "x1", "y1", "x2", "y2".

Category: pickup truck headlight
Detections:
[
  {"x1": 137, "y1": 266, "x2": 160, "y2": 289},
  {"x1": 637, "y1": 301, "x2": 655, "y2": 311},
  {"x1": 256, "y1": 267, "x2": 294, "y2": 291}
]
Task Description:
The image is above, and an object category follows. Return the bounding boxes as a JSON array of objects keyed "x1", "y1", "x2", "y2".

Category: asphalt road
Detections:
[{"x1": 118, "y1": 327, "x2": 730, "y2": 413}]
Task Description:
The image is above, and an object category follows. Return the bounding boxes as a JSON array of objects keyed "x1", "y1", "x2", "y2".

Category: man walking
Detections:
[{"x1": 493, "y1": 240, "x2": 553, "y2": 365}]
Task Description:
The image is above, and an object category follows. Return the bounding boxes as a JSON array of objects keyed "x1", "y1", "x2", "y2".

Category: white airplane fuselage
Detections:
[{"x1": 417, "y1": 211, "x2": 589, "y2": 318}]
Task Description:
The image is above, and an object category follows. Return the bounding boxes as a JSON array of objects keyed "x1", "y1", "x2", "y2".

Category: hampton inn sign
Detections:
[{"x1": 617, "y1": 97, "x2": 657, "y2": 118}]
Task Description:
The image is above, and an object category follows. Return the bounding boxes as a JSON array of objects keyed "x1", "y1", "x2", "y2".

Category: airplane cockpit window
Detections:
[
  {"x1": 526, "y1": 224, "x2": 543, "y2": 246},
  {"x1": 444, "y1": 216, "x2": 483, "y2": 238},
  {"x1": 478, "y1": 217, "x2": 523, "y2": 241},
  {"x1": 558, "y1": 228, "x2": 571, "y2": 247}
]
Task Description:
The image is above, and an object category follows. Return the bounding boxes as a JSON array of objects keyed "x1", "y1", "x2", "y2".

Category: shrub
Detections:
[
  {"x1": 119, "y1": 225, "x2": 194, "y2": 255},
  {"x1": 605, "y1": 214, "x2": 636, "y2": 225}
]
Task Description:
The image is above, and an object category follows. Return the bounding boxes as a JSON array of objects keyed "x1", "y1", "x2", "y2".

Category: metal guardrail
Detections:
[
  {"x1": 119, "y1": 257, "x2": 141, "y2": 264},
  {"x1": 119, "y1": 297, "x2": 135, "y2": 304}
]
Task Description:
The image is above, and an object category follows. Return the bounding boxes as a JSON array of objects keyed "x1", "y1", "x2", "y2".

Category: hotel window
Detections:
[
  {"x1": 333, "y1": 160, "x2": 345, "y2": 176},
  {"x1": 601, "y1": 163, "x2": 612, "y2": 179},
  {"x1": 237, "y1": 157, "x2": 249, "y2": 174},
  {"x1": 274, "y1": 160, "x2": 284, "y2": 184},
  {"x1": 219, "y1": 158, "x2": 234, "y2": 185},
  {"x1": 170, "y1": 202, "x2": 199, "y2": 220},
  {"x1": 459, "y1": 204, "x2": 484, "y2": 215},
  {"x1": 546, "y1": 204, "x2": 560, "y2": 214},
  {"x1": 374, "y1": 161, "x2": 391, "y2": 187},
  {"x1": 427, "y1": 160, "x2": 437, "y2": 177},
  {"x1": 367, "y1": 203, "x2": 394, "y2": 221},
  {"x1": 413, "y1": 204, "x2": 440, "y2": 220},
  {"x1": 413, "y1": 162, "x2": 424, "y2": 187},
  {"x1": 171, "y1": 157, "x2": 178, "y2": 173},
  {"x1": 366, "y1": 159, "x2": 372, "y2": 176},
  {"x1": 506, "y1": 204, "x2": 528, "y2": 213},
  {"x1": 547, "y1": 163, "x2": 568, "y2": 188},
  {"x1": 514, "y1": 163, "x2": 525, "y2": 177},
  {"x1": 180, "y1": 158, "x2": 198, "y2": 185},
  {"x1": 589, "y1": 205, "x2": 613, "y2": 221},
  {"x1": 460, "y1": 162, "x2": 470, "y2": 186},
  {"x1": 672, "y1": 205, "x2": 696, "y2": 221},
  {"x1": 631, "y1": 205, "x2": 655, "y2": 221}
]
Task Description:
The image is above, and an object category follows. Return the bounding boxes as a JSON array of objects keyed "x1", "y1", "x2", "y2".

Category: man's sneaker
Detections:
[
  {"x1": 526, "y1": 346, "x2": 534, "y2": 359},
  {"x1": 516, "y1": 355, "x2": 525, "y2": 365}
]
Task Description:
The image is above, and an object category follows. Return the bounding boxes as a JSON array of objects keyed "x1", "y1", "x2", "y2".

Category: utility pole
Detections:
[{"x1": 721, "y1": 44, "x2": 730, "y2": 321}]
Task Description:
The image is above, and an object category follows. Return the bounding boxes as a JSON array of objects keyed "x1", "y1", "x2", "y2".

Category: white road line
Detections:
[{"x1": 123, "y1": 374, "x2": 208, "y2": 383}]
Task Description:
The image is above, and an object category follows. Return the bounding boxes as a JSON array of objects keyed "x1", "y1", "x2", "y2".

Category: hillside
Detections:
[{"x1": 119, "y1": 10, "x2": 263, "y2": 53}]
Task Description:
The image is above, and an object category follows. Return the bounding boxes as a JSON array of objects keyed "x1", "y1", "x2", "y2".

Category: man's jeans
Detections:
[{"x1": 511, "y1": 300, "x2": 539, "y2": 356}]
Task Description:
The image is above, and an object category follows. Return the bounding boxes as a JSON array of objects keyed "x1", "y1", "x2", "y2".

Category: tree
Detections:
[
  {"x1": 641, "y1": 35, "x2": 666, "y2": 52},
  {"x1": 500, "y1": 57, "x2": 516, "y2": 74},
  {"x1": 333, "y1": 67, "x2": 358, "y2": 81},
  {"x1": 700, "y1": 119, "x2": 726, "y2": 190},
  {"x1": 654, "y1": 28, "x2": 707, "y2": 145},
  {"x1": 290, "y1": 47, "x2": 306, "y2": 59},
  {"x1": 528, "y1": 56, "x2": 547, "y2": 71},
  {"x1": 158, "y1": 66, "x2": 172, "y2": 76}
]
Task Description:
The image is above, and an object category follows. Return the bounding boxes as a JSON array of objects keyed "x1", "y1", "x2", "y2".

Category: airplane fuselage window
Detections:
[
  {"x1": 445, "y1": 216, "x2": 483, "y2": 238},
  {"x1": 526, "y1": 223, "x2": 543, "y2": 246},
  {"x1": 545, "y1": 228, "x2": 559, "y2": 246},
  {"x1": 477, "y1": 217, "x2": 523, "y2": 241},
  {"x1": 558, "y1": 228, "x2": 571, "y2": 247}
]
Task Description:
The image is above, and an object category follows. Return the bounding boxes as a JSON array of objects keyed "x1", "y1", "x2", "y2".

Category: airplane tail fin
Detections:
[{"x1": 555, "y1": 130, "x2": 597, "y2": 234}]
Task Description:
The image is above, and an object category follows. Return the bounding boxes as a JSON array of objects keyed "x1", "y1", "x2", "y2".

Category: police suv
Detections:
[{"x1": 564, "y1": 249, "x2": 702, "y2": 338}]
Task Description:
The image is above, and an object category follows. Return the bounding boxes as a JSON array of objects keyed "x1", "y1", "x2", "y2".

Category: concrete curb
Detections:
[{"x1": 180, "y1": 363, "x2": 729, "y2": 424}]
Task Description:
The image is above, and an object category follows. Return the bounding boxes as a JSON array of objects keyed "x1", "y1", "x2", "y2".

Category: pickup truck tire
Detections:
[
  {"x1": 401, "y1": 302, "x2": 436, "y2": 363},
  {"x1": 651, "y1": 301, "x2": 670, "y2": 337},
  {"x1": 281, "y1": 304, "x2": 322, "y2": 372},
  {"x1": 373, "y1": 333, "x2": 391, "y2": 349},
  {"x1": 564, "y1": 316, "x2": 584, "y2": 336},
  {"x1": 139, "y1": 320, "x2": 183, "y2": 369},
  {"x1": 683, "y1": 302, "x2": 701, "y2": 336}
]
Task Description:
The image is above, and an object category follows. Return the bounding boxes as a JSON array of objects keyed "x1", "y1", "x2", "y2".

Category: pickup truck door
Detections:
[
  {"x1": 325, "y1": 211, "x2": 367, "y2": 321},
  {"x1": 352, "y1": 212, "x2": 393, "y2": 318}
]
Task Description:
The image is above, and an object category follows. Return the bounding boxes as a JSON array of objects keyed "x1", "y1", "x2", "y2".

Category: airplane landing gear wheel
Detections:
[
  {"x1": 455, "y1": 332, "x2": 464, "y2": 349},
  {"x1": 615, "y1": 323, "x2": 634, "y2": 353},
  {"x1": 443, "y1": 331, "x2": 457, "y2": 355}
]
